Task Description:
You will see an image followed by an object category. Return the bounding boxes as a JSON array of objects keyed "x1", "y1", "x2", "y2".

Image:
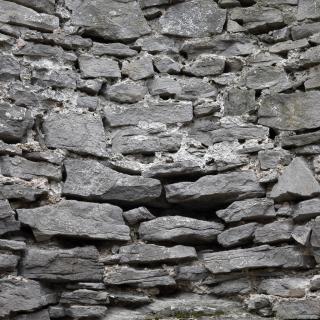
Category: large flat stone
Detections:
[
  {"x1": 254, "y1": 220, "x2": 293, "y2": 244},
  {"x1": 17, "y1": 200, "x2": 130, "y2": 242},
  {"x1": 294, "y1": 198, "x2": 320, "y2": 221}
]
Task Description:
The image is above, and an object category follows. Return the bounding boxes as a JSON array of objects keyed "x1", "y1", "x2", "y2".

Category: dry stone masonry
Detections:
[{"x1": 1, "y1": 0, "x2": 320, "y2": 319}]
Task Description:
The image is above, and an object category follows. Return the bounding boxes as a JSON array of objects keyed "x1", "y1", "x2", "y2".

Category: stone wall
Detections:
[{"x1": 0, "y1": 0, "x2": 320, "y2": 319}]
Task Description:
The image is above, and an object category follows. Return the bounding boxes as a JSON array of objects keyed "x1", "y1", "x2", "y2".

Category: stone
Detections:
[
  {"x1": 0, "y1": 239, "x2": 25, "y2": 252},
  {"x1": 269, "y1": 39, "x2": 309, "y2": 53},
  {"x1": 77, "y1": 95, "x2": 99, "y2": 111},
  {"x1": 139, "y1": 216, "x2": 224, "y2": 244},
  {"x1": 104, "y1": 266, "x2": 176, "y2": 288},
  {"x1": 0, "y1": 277, "x2": 57, "y2": 318},
  {"x1": 106, "y1": 81, "x2": 147, "y2": 103},
  {"x1": 165, "y1": 171, "x2": 265, "y2": 207},
  {"x1": 60, "y1": 289, "x2": 109, "y2": 305},
  {"x1": 224, "y1": 88, "x2": 255, "y2": 116},
  {"x1": 217, "y1": 223, "x2": 257, "y2": 248},
  {"x1": 292, "y1": 225, "x2": 312, "y2": 246},
  {"x1": 0, "y1": 199, "x2": 20, "y2": 236},
  {"x1": 118, "y1": 243, "x2": 197, "y2": 265},
  {"x1": 297, "y1": 0, "x2": 320, "y2": 21},
  {"x1": 258, "y1": 149, "x2": 292, "y2": 170},
  {"x1": 176, "y1": 78, "x2": 217, "y2": 101},
  {"x1": 43, "y1": 111, "x2": 106, "y2": 157},
  {"x1": 311, "y1": 216, "x2": 320, "y2": 247},
  {"x1": 8, "y1": 0, "x2": 55, "y2": 14},
  {"x1": 140, "y1": 0, "x2": 184, "y2": 8},
  {"x1": 0, "y1": 54, "x2": 20, "y2": 80},
  {"x1": 254, "y1": 219, "x2": 293, "y2": 244},
  {"x1": 310, "y1": 275, "x2": 320, "y2": 291},
  {"x1": 0, "y1": 103, "x2": 32, "y2": 143},
  {"x1": 216, "y1": 198, "x2": 276, "y2": 223},
  {"x1": 175, "y1": 264, "x2": 209, "y2": 282},
  {"x1": 153, "y1": 55, "x2": 181, "y2": 74},
  {"x1": 183, "y1": 55, "x2": 225, "y2": 77},
  {"x1": 77, "y1": 79, "x2": 103, "y2": 95},
  {"x1": 108, "y1": 290, "x2": 151, "y2": 306},
  {"x1": 90, "y1": 42, "x2": 137, "y2": 57},
  {"x1": 0, "y1": 0, "x2": 59, "y2": 32},
  {"x1": 14, "y1": 309, "x2": 50, "y2": 320},
  {"x1": 300, "y1": 45, "x2": 320, "y2": 66},
  {"x1": 294, "y1": 198, "x2": 320, "y2": 221},
  {"x1": 123, "y1": 207, "x2": 155, "y2": 226},
  {"x1": 17, "y1": 199, "x2": 130, "y2": 242},
  {"x1": 122, "y1": 55, "x2": 154, "y2": 80},
  {"x1": 63, "y1": 159, "x2": 162, "y2": 205},
  {"x1": 104, "y1": 100, "x2": 193, "y2": 127},
  {"x1": 22, "y1": 246, "x2": 104, "y2": 282},
  {"x1": 210, "y1": 278, "x2": 251, "y2": 296},
  {"x1": 291, "y1": 22, "x2": 320, "y2": 40},
  {"x1": 0, "y1": 253, "x2": 19, "y2": 271},
  {"x1": 281, "y1": 131, "x2": 320, "y2": 148},
  {"x1": 69, "y1": 0, "x2": 151, "y2": 41},
  {"x1": 202, "y1": 245, "x2": 313, "y2": 274},
  {"x1": 0, "y1": 155, "x2": 61, "y2": 181},
  {"x1": 64, "y1": 306, "x2": 107, "y2": 319},
  {"x1": 258, "y1": 91, "x2": 320, "y2": 131},
  {"x1": 270, "y1": 158, "x2": 320, "y2": 201},
  {"x1": 147, "y1": 77, "x2": 181, "y2": 98},
  {"x1": 160, "y1": 0, "x2": 226, "y2": 37},
  {"x1": 134, "y1": 35, "x2": 178, "y2": 54},
  {"x1": 79, "y1": 55, "x2": 120, "y2": 79}
]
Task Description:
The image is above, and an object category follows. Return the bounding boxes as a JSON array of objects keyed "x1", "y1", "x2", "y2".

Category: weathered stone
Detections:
[
  {"x1": 294, "y1": 198, "x2": 320, "y2": 221},
  {"x1": 224, "y1": 88, "x2": 255, "y2": 116},
  {"x1": 104, "y1": 266, "x2": 176, "y2": 288},
  {"x1": 147, "y1": 77, "x2": 181, "y2": 97},
  {"x1": 258, "y1": 149, "x2": 292, "y2": 170},
  {"x1": 281, "y1": 131, "x2": 320, "y2": 148},
  {"x1": 183, "y1": 55, "x2": 225, "y2": 77},
  {"x1": 107, "y1": 81, "x2": 147, "y2": 103},
  {"x1": 292, "y1": 224, "x2": 312, "y2": 246},
  {"x1": 64, "y1": 305, "x2": 107, "y2": 319},
  {"x1": 269, "y1": 39, "x2": 309, "y2": 53},
  {"x1": 140, "y1": 0, "x2": 184, "y2": 8},
  {"x1": 160, "y1": 0, "x2": 226, "y2": 37},
  {"x1": 108, "y1": 290, "x2": 151, "y2": 306},
  {"x1": 139, "y1": 216, "x2": 224, "y2": 244},
  {"x1": 104, "y1": 100, "x2": 193, "y2": 127},
  {"x1": 165, "y1": 171, "x2": 265, "y2": 207},
  {"x1": 77, "y1": 95, "x2": 99, "y2": 111},
  {"x1": 14, "y1": 309, "x2": 50, "y2": 320},
  {"x1": 134, "y1": 35, "x2": 178, "y2": 54},
  {"x1": 258, "y1": 91, "x2": 320, "y2": 131},
  {"x1": 175, "y1": 264, "x2": 209, "y2": 282},
  {"x1": 0, "y1": 54, "x2": 20, "y2": 80},
  {"x1": 77, "y1": 78, "x2": 103, "y2": 95},
  {"x1": 310, "y1": 275, "x2": 320, "y2": 291},
  {"x1": 0, "y1": 277, "x2": 57, "y2": 318},
  {"x1": 0, "y1": 199, "x2": 20, "y2": 236},
  {"x1": 119, "y1": 243, "x2": 197, "y2": 265},
  {"x1": 60, "y1": 289, "x2": 109, "y2": 305},
  {"x1": 43, "y1": 111, "x2": 106, "y2": 157},
  {"x1": 291, "y1": 22, "x2": 320, "y2": 40},
  {"x1": 90, "y1": 42, "x2": 137, "y2": 57},
  {"x1": 297, "y1": 0, "x2": 320, "y2": 21},
  {"x1": 22, "y1": 246, "x2": 104, "y2": 282},
  {"x1": 63, "y1": 159, "x2": 162, "y2": 205},
  {"x1": 153, "y1": 55, "x2": 181, "y2": 74},
  {"x1": 311, "y1": 216, "x2": 320, "y2": 247},
  {"x1": 17, "y1": 200, "x2": 130, "y2": 242},
  {"x1": 79, "y1": 55, "x2": 120, "y2": 79},
  {"x1": 270, "y1": 158, "x2": 320, "y2": 201},
  {"x1": 123, "y1": 207, "x2": 155, "y2": 226},
  {"x1": 69, "y1": 0, "x2": 151, "y2": 41},
  {"x1": 122, "y1": 55, "x2": 154, "y2": 80},
  {"x1": 0, "y1": 252, "x2": 19, "y2": 271},
  {"x1": 210, "y1": 278, "x2": 251, "y2": 296},
  {"x1": 202, "y1": 245, "x2": 313, "y2": 274}
]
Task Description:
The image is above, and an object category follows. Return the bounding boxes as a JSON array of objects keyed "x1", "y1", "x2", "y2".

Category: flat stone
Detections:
[
  {"x1": 292, "y1": 224, "x2": 312, "y2": 246},
  {"x1": 216, "y1": 198, "x2": 276, "y2": 223},
  {"x1": 123, "y1": 207, "x2": 155, "y2": 226},
  {"x1": 0, "y1": 239, "x2": 26, "y2": 252},
  {"x1": 140, "y1": 0, "x2": 184, "y2": 8},
  {"x1": 22, "y1": 246, "x2": 104, "y2": 282},
  {"x1": 106, "y1": 80, "x2": 147, "y2": 103},
  {"x1": 69, "y1": 0, "x2": 151, "y2": 41},
  {"x1": 165, "y1": 171, "x2": 265, "y2": 207},
  {"x1": 0, "y1": 253, "x2": 19, "y2": 271},
  {"x1": 175, "y1": 264, "x2": 209, "y2": 282},
  {"x1": 60, "y1": 289, "x2": 109, "y2": 305},
  {"x1": 294, "y1": 198, "x2": 320, "y2": 221},
  {"x1": 90, "y1": 42, "x2": 137, "y2": 57},
  {"x1": 122, "y1": 55, "x2": 154, "y2": 80},
  {"x1": 281, "y1": 131, "x2": 320, "y2": 148},
  {"x1": 17, "y1": 199, "x2": 130, "y2": 242},
  {"x1": 134, "y1": 35, "x2": 178, "y2": 54},
  {"x1": 118, "y1": 243, "x2": 197, "y2": 265},
  {"x1": 258, "y1": 149, "x2": 292, "y2": 170},
  {"x1": 154, "y1": 55, "x2": 181, "y2": 74},
  {"x1": 297, "y1": 0, "x2": 320, "y2": 21},
  {"x1": 202, "y1": 245, "x2": 313, "y2": 274},
  {"x1": 147, "y1": 77, "x2": 182, "y2": 98},
  {"x1": 0, "y1": 54, "x2": 20, "y2": 80},
  {"x1": 14, "y1": 309, "x2": 50, "y2": 320},
  {"x1": 224, "y1": 88, "x2": 255, "y2": 116},
  {"x1": 269, "y1": 39, "x2": 309, "y2": 53},
  {"x1": 210, "y1": 278, "x2": 252, "y2": 296},
  {"x1": 108, "y1": 290, "x2": 151, "y2": 307},
  {"x1": 139, "y1": 216, "x2": 224, "y2": 244},
  {"x1": 63, "y1": 159, "x2": 162, "y2": 205},
  {"x1": 292, "y1": 22, "x2": 320, "y2": 40},
  {"x1": 8, "y1": 0, "x2": 55, "y2": 14},
  {"x1": 270, "y1": 158, "x2": 320, "y2": 201},
  {"x1": 0, "y1": 199, "x2": 20, "y2": 236},
  {"x1": 64, "y1": 305, "x2": 107, "y2": 319},
  {"x1": 43, "y1": 111, "x2": 106, "y2": 157},
  {"x1": 258, "y1": 91, "x2": 320, "y2": 131},
  {"x1": 160, "y1": 0, "x2": 226, "y2": 37}
]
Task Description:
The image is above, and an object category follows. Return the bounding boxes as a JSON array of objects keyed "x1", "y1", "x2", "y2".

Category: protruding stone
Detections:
[
  {"x1": 123, "y1": 207, "x2": 155, "y2": 226},
  {"x1": 294, "y1": 198, "x2": 320, "y2": 221},
  {"x1": 106, "y1": 81, "x2": 147, "y2": 103},
  {"x1": 122, "y1": 55, "x2": 154, "y2": 80},
  {"x1": 183, "y1": 55, "x2": 225, "y2": 77},
  {"x1": 79, "y1": 56, "x2": 120, "y2": 79},
  {"x1": 0, "y1": 200, "x2": 20, "y2": 236},
  {"x1": 254, "y1": 220, "x2": 293, "y2": 244}
]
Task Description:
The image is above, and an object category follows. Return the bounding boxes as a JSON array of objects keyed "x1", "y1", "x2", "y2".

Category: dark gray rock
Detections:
[
  {"x1": 292, "y1": 224, "x2": 312, "y2": 246},
  {"x1": 108, "y1": 290, "x2": 152, "y2": 306},
  {"x1": 175, "y1": 264, "x2": 209, "y2": 282},
  {"x1": 0, "y1": 252, "x2": 19, "y2": 271},
  {"x1": 269, "y1": 39, "x2": 309, "y2": 54},
  {"x1": 107, "y1": 81, "x2": 147, "y2": 103},
  {"x1": 291, "y1": 22, "x2": 320, "y2": 40},
  {"x1": 183, "y1": 55, "x2": 225, "y2": 77},
  {"x1": 311, "y1": 216, "x2": 320, "y2": 247},
  {"x1": 123, "y1": 207, "x2": 155, "y2": 226},
  {"x1": 0, "y1": 199, "x2": 20, "y2": 236},
  {"x1": 224, "y1": 88, "x2": 255, "y2": 116},
  {"x1": 202, "y1": 245, "x2": 313, "y2": 274},
  {"x1": 160, "y1": 0, "x2": 226, "y2": 37},
  {"x1": 8, "y1": 0, "x2": 55, "y2": 14},
  {"x1": 258, "y1": 149, "x2": 292, "y2": 170},
  {"x1": 122, "y1": 55, "x2": 154, "y2": 80},
  {"x1": 22, "y1": 246, "x2": 104, "y2": 282},
  {"x1": 254, "y1": 220, "x2": 293, "y2": 244},
  {"x1": 310, "y1": 275, "x2": 320, "y2": 291},
  {"x1": 147, "y1": 77, "x2": 181, "y2": 97},
  {"x1": 0, "y1": 54, "x2": 20, "y2": 80},
  {"x1": 77, "y1": 95, "x2": 99, "y2": 111},
  {"x1": 134, "y1": 35, "x2": 178, "y2": 54},
  {"x1": 90, "y1": 42, "x2": 137, "y2": 57},
  {"x1": 14, "y1": 309, "x2": 50, "y2": 320},
  {"x1": 64, "y1": 305, "x2": 107, "y2": 319},
  {"x1": 297, "y1": 0, "x2": 320, "y2": 21},
  {"x1": 60, "y1": 289, "x2": 109, "y2": 305},
  {"x1": 281, "y1": 131, "x2": 320, "y2": 148},
  {"x1": 43, "y1": 111, "x2": 106, "y2": 157},
  {"x1": 153, "y1": 55, "x2": 181, "y2": 74},
  {"x1": 210, "y1": 278, "x2": 251, "y2": 296},
  {"x1": 63, "y1": 159, "x2": 162, "y2": 205},
  {"x1": 0, "y1": 239, "x2": 25, "y2": 252},
  {"x1": 270, "y1": 158, "x2": 320, "y2": 201},
  {"x1": 17, "y1": 199, "x2": 130, "y2": 242},
  {"x1": 140, "y1": 0, "x2": 184, "y2": 8},
  {"x1": 165, "y1": 171, "x2": 265, "y2": 207},
  {"x1": 139, "y1": 216, "x2": 224, "y2": 244},
  {"x1": 294, "y1": 198, "x2": 320, "y2": 221}
]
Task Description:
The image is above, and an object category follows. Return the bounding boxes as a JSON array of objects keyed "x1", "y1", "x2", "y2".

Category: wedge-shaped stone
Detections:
[
  {"x1": 0, "y1": 278, "x2": 56, "y2": 318},
  {"x1": 160, "y1": 0, "x2": 226, "y2": 37},
  {"x1": 119, "y1": 243, "x2": 197, "y2": 265},
  {"x1": 270, "y1": 158, "x2": 320, "y2": 201},
  {"x1": 22, "y1": 246, "x2": 104, "y2": 282},
  {"x1": 294, "y1": 198, "x2": 320, "y2": 221},
  {"x1": 104, "y1": 100, "x2": 193, "y2": 127},
  {"x1": 69, "y1": 0, "x2": 150, "y2": 41},
  {"x1": 0, "y1": 0, "x2": 59, "y2": 31},
  {"x1": 63, "y1": 159, "x2": 162, "y2": 205},
  {"x1": 17, "y1": 200, "x2": 130, "y2": 242},
  {"x1": 0, "y1": 199, "x2": 20, "y2": 236},
  {"x1": 254, "y1": 220, "x2": 293, "y2": 244},
  {"x1": 43, "y1": 111, "x2": 106, "y2": 157},
  {"x1": 104, "y1": 266, "x2": 176, "y2": 288},
  {"x1": 165, "y1": 171, "x2": 265, "y2": 207},
  {"x1": 258, "y1": 91, "x2": 320, "y2": 131},
  {"x1": 202, "y1": 245, "x2": 313, "y2": 274},
  {"x1": 123, "y1": 207, "x2": 155, "y2": 226},
  {"x1": 139, "y1": 216, "x2": 224, "y2": 244}
]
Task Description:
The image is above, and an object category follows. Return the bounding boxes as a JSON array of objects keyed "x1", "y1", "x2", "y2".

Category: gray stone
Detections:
[
  {"x1": 60, "y1": 289, "x2": 109, "y2": 305},
  {"x1": 77, "y1": 79, "x2": 103, "y2": 95},
  {"x1": 311, "y1": 216, "x2": 320, "y2": 247},
  {"x1": 22, "y1": 246, "x2": 104, "y2": 282},
  {"x1": 202, "y1": 245, "x2": 313, "y2": 274},
  {"x1": 297, "y1": 0, "x2": 320, "y2": 21},
  {"x1": 8, "y1": 0, "x2": 55, "y2": 14},
  {"x1": 0, "y1": 199, "x2": 20, "y2": 236},
  {"x1": 292, "y1": 224, "x2": 312, "y2": 245},
  {"x1": 107, "y1": 81, "x2": 147, "y2": 103},
  {"x1": 224, "y1": 88, "x2": 255, "y2": 116},
  {"x1": 90, "y1": 42, "x2": 137, "y2": 57},
  {"x1": 0, "y1": 277, "x2": 57, "y2": 318},
  {"x1": 258, "y1": 149, "x2": 292, "y2": 170},
  {"x1": 258, "y1": 91, "x2": 320, "y2": 131},
  {"x1": 123, "y1": 207, "x2": 155, "y2": 226},
  {"x1": 291, "y1": 22, "x2": 320, "y2": 40},
  {"x1": 0, "y1": 54, "x2": 20, "y2": 80},
  {"x1": 0, "y1": 239, "x2": 25, "y2": 251},
  {"x1": 183, "y1": 55, "x2": 225, "y2": 77},
  {"x1": 69, "y1": 0, "x2": 151, "y2": 41},
  {"x1": 139, "y1": 216, "x2": 224, "y2": 244},
  {"x1": 79, "y1": 55, "x2": 120, "y2": 79},
  {"x1": 210, "y1": 278, "x2": 251, "y2": 296},
  {"x1": 217, "y1": 223, "x2": 257, "y2": 248},
  {"x1": 104, "y1": 266, "x2": 176, "y2": 288},
  {"x1": 64, "y1": 305, "x2": 107, "y2": 319},
  {"x1": 147, "y1": 77, "x2": 181, "y2": 97},
  {"x1": 310, "y1": 275, "x2": 320, "y2": 291},
  {"x1": 0, "y1": 0, "x2": 59, "y2": 31},
  {"x1": 134, "y1": 35, "x2": 178, "y2": 54},
  {"x1": 140, "y1": 0, "x2": 184, "y2": 8},
  {"x1": 175, "y1": 264, "x2": 209, "y2": 282},
  {"x1": 104, "y1": 100, "x2": 193, "y2": 127},
  {"x1": 108, "y1": 290, "x2": 151, "y2": 306},
  {"x1": 0, "y1": 253, "x2": 19, "y2": 271},
  {"x1": 153, "y1": 55, "x2": 181, "y2": 74},
  {"x1": 63, "y1": 159, "x2": 162, "y2": 205},
  {"x1": 43, "y1": 111, "x2": 106, "y2": 157},
  {"x1": 17, "y1": 199, "x2": 130, "y2": 242},
  {"x1": 122, "y1": 55, "x2": 154, "y2": 80},
  {"x1": 269, "y1": 39, "x2": 309, "y2": 53},
  {"x1": 270, "y1": 158, "x2": 320, "y2": 201},
  {"x1": 165, "y1": 171, "x2": 265, "y2": 207},
  {"x1": 14, "y1": 309, "x2": 50, "y2": 320},
  {"x1": 281, "y1": 131, "x2": 320, "y2": 148},
  {"x1": 119, "y1": 243, "x2": 197, "y2": 265},
  {"x1": 160, "y1": 0, "x2": 226, "y2": 37},
  {"x1": 294, "y1": 198, "x2": 320, "y2": 221},
  {"x1": 77, "y1": 95, "x2": 99, "y2": 111}
]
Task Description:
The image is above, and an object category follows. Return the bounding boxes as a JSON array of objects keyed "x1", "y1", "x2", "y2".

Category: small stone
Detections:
[
  {"x1": 153, "y1": 55, "x2": 181, "y2": 74},
  {"x1": 297, "y1": 0, "x2": 320, "y2": 21},
  {"x1": 183, "y1": 55, "x2": 225, "y2": 77},
  {"x1": 134, "y1": 35, "x2": 178, "y2": 54},
  {"x1": 0, "y1": 54, "x2": 20, "y2": 80},
  {"x1": 258, "y1": 149, "x2": 292, "y2": 170},
  {"x1": 90, "y1": 42, "x2": 137, "y2": 57},
  {"x1": 292, "y1": 224, "x2": 312, "y2": 246},
  {"x1": 294, "y1": 198, "x2": 320, "y2": 221},
  {"x1": 122, "y1": 55, "x2": 154, "y2": 80},
  {"x1": 147, "y1": 77, "x2": 181, "y2": 97},
  {"x1": 60, "y1": 289, "x2": 109, "y2": 305},
  {"x1": 224, "y1": 88, "x2": 255, "y2": 116},
  {"x1": 123, "y1": 207, "x2": 155, "y2": 226},
  {"x1": 210, "y1": 278, "x2": 251, "y2": 296}
]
